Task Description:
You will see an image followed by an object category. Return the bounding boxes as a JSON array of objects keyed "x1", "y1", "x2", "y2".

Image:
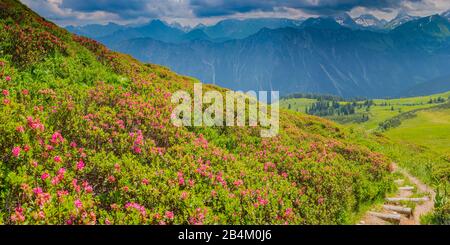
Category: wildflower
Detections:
[
  {"x1": 85, "y1": 185, "x2": 93, "y2": 193},
  {"x1": 76, "y1": 160, "x2": 85, "y2": 171},
  {"x1": 37, "y1": 211, "x2": 45, "y2": 220},
  {"x1": 285, "y1": 208, "x2": 293, "y2": 217},
  {"x1": 125, "y1": 202, "x2": 147, "y2": 217},
  {"x1": 165, "y1": 211, "x2": 174, "y2": 220},
  {"x1": 5, "y1": 76, "x2": 11, "y2": 82},
  {"x1": 11, "y1": 206, "x2": 25, "y2": 223},
  {"x1": 22, "y1": 89, "x2": 29, "y2": 95},
  {"x1": 318, "y1": 197, "x2": 324, "y2": 205},
  {"x1": 3, "y1": 99, "x2": 10, "y2": 105},
  {"x1": 33, "y1": 187, "x2": 43, "y2": 195},
  {"x1": 16, "y1": 126, "x2": 25, "y2": 133},
  {"x1": 31, "y1": 161, "x2": 38, "y2": 167},
  {"x1": 133, "y1": 146, "x2": 142, "y2": 154},
  {"x1": 233, "y1": 179, "x2": 244, "y2": 187},
  {"x1": 2, "y1": 90, "x2": 9, "y2": 96},
  {"x1": 177, "y1": 172, "x2": 185, "y2": 186},
  {"x1": 41, "y1": 172, "x2": 50, "y2": 180},
  {"x1": 51, "y1": 177, "x2": 60, "y2": 186},
  {"x1": 141, "y1": 178, "x2": 149, "y2": 185},
  {"x1": 70, "y1": 141, "x2": 77, "y2": 148},
  {"x1": 23, "y1": 145, "x2": 30, "y2": 152},
  {"x1": 74, "y1": 199, "x2": 83, "y2": 209},
  {"x1": 54, "y1": 155, "x2": 62, "y2": 163},
  {"x1": 108, "y1": 175, "x2": 116, "y2": 183},
  {"x1": 57, "y1": 168, "x2": 66, "y2": 176},
  {"x1": 180, "y1": 191, "x2": 188, "y2": 200},
  {"x1": 12, "y1": 146, "x2": 21, "y2": 157},
  {"x1": 27, "y1": 116, "x2": 45, "y2": 131},
  {"x1": 258, "y1": 196, "x2": 269, "y2": 206},
  {"x1": 50, "y1": 131, "x2": 64, "y2": 145},
  {"x1": 105, "y1": 219, "x2": 111, "y2": 225}
]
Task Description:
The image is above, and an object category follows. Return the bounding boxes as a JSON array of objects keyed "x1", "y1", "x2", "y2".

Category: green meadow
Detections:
[{"x1": 385, "y1": 108, "x2": 450, "y2": 154}]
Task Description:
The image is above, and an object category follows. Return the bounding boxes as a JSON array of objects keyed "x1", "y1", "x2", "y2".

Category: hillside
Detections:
[
  {"x1": 0, "y1": 0, "x2": 399, "y2": 225},
  {"x1": 280, "y1": 92, "x2": 450, "y2": 223},
  {"x1": 280, "y1": 91, "x2": 450, "y2": 131}
]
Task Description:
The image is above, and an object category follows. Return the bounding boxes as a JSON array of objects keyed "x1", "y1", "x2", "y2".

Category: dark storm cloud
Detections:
[
  {"x1": 189, "y1": 0, "x2": 416, "y2": 17},
  {"x1": 21, "y1": 0, "x2": 441, "y2": 26},
  {"x1": 59, "y1": 0, "x2": 159, "y2": 18}
]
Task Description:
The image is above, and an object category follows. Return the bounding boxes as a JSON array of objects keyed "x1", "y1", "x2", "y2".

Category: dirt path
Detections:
[{"x1": 359, "y1": 164, "x2": 435, "y2": 225}]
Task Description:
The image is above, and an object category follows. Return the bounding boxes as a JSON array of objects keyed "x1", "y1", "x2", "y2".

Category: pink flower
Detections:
[
  {"x1": 2, "y1": 90, "x2": 9, "y2": 96},
  {"x1": 3, "y1": 99, "x2": 10, "y2": 105},
  {"x1": 233, "y1": 179, "x2": 244, "y2": 187},
  {"x1": 165, "y1": 211, "x2": 174, "y2": 220},
  {"x1": 12, "y1": 146, "x2": 21, "y2": 157},
  {"x1": 41, "y1": 172, "x2": 49, "y2": 180},
  {"x1": 22, "y1": 89, "x2": 29, "y2": 95},
  {"x1": 27, "y1": 116, "x2": 45, "y2": 131},
  {"x1": 318, "y1": 197, "x2": 324, "y2": 205},
  {"x1": 70, "y1": 141, "x2": 77, "y2": 148},
  {"x1": 50, "y1": 131, "x2": 64, "y2": 145},
  {"x1": 5, "y1": 76, "x2": 11, "y2": 82},
  {"x1": 57, "y1": 168, "x2": 66, "y2": 175},
  {"x1": 53, "y1": 155, "x2": 62, "y2": 163},
  {"x1": 133, "y1": 146, "x2": 142, "y2": 154},
  {"x1": 74, "y1": 199, "x2": 82, "y2": 209},
  {"x1": 16, "y1": 126, "x2": 25, "y2": 133},
  {"x1": 33, "y1": 187, "x2": 43, "y2": 195},
  {"x1": 76, "y1": 160, "x2": 85, "y2": 171},
  {"x1": 285, "y1": 208, "x2": 293, "y2": 217},
  {"x1": 141, "y1": 178, "x2": 149, "y2": 185},
  {"x1": 23, "y1": 145, "x2": 30, "y2": 152},
  {"x1": 84, "y1": 185, "x2": 93, "y2": 193},
  {"x1": 108, "y1": 175, "x2": 116, "y2": 183},
  {"x1": 180, "y1": 191, "x2": 188, "y2": 200}
]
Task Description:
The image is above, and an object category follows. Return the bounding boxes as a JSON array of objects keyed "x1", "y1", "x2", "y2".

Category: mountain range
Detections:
[{"x1": 66, "y1": 12, "x2": 450, "y2": 98}]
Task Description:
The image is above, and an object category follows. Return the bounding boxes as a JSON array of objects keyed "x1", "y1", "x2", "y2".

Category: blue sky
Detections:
[{"x1": 20, "y1": 0, "x2": 450, "y2": 27}]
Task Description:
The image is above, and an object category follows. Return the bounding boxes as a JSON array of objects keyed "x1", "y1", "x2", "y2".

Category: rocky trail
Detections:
[{"x1": 359, "y1": 164, "x2": 435, "y2": 225}]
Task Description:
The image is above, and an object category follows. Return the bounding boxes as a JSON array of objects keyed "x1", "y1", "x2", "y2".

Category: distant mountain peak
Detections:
[
  {"x1": 353, "y1": 14, "x2": 386, "y2": 28},
  {"x1": 385, "y1": 10, "x2": 420, "y2": 29},
  {"x1": 441, "y1": 9, "x2": 450, "y2": 20},
  {"x1": 331, "y1": 13, "x2": 359, "y2": 29},
  {"x1": 391, "y1": 14, "x2": 450, "y2": 38},
  {"x1": 301, "y1": 17, "x2": 343, "y2": 30}
]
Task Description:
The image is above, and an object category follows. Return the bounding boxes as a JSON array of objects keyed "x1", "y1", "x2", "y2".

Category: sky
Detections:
[{"x1": 20, "y1": 0, "x2": 450, "y2": 27}]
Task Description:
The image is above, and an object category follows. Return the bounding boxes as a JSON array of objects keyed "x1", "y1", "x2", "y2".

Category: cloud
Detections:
[
  {"x1": 189, "y1": 0, "x2": 412, "y2": 17},
  {"x1": 19, "y1": 0, "x2": 450, "y2": 26}
]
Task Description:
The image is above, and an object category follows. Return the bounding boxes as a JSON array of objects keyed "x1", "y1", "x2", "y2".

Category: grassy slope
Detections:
[
  {"x1": 0, "y1": 0, "x2": 395, "y2": 224},
  {"x1": 279, "y1": 91, "x2": 450, "y2": 131},
  {"x1": 385, "y1": 107, "x2": 450, "y2": 154}
]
